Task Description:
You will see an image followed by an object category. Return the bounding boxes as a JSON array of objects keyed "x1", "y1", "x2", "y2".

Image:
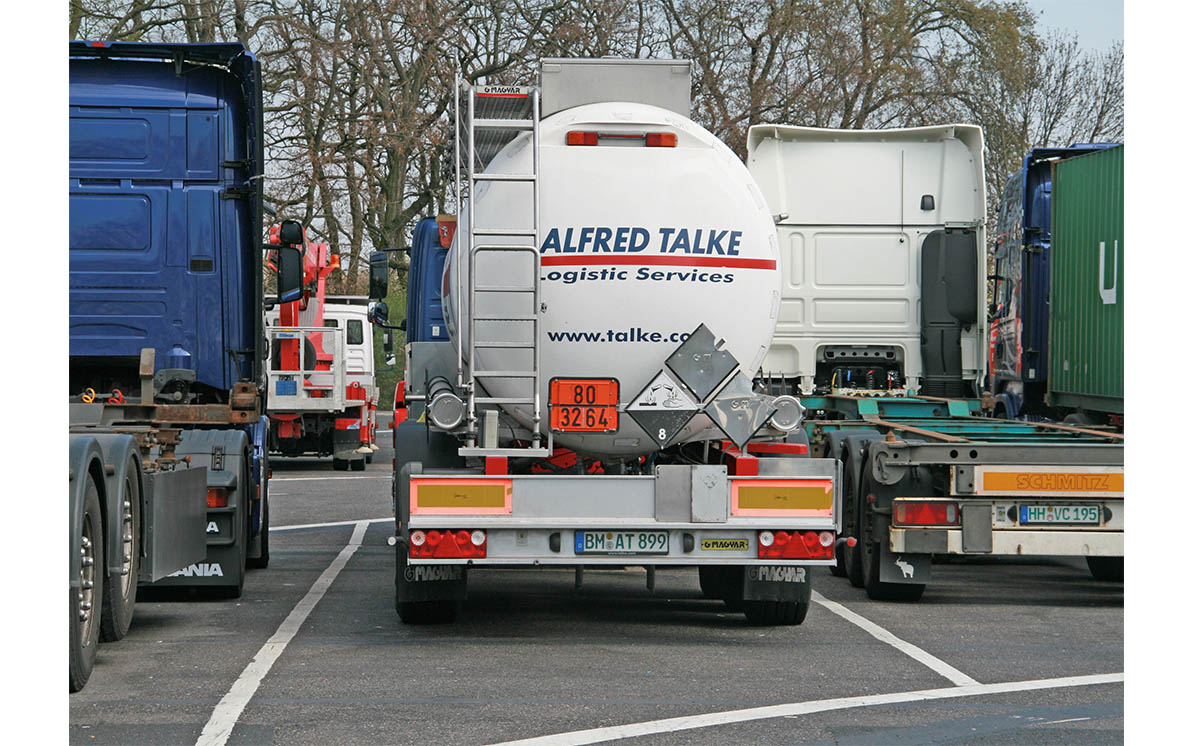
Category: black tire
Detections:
[
  {"x1": 743, "y1": 599, "x2": 809, "y2": 626},
  {"x1": 399, "y1": 600, "x2": 458, "y2": 624},
  {"x1": 365, "y1": 454, "x2": 374, "y2": 464},
  {"x1": 698, "y1": 566, "x2": 724, "y2": 599},
  {"x1": 844, "y1": 449, "x2": 866, "y2": 589},
  {"x1": 247, "y1": 489, "x2": 269, "y2": 570},
  {"x1": 350, "y1": 457, "x2": 366, "y2": 472},
  {"x1": 70, "y1": 477, "x2": 104, "y2": 693},
  {"x1": 101, "y1": 460, "x2": 141, "y2": 642},
  {"x1": 1086, "y1": 556, "x2": 1123, "y2": 582},
  {"x1": 864, "y1": 540, "x2": 926, "y2": 601},
  {"x1": 830, "y1": 544, "x2": 848, "y2": 576},
  {"x1": 333, "y1": 458, "x2": 349, "y2": 471}
]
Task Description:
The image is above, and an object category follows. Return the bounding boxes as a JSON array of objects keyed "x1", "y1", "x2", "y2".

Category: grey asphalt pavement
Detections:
[{"x1": 70, "y1": 428, "x2": 1123, "y2": 745}]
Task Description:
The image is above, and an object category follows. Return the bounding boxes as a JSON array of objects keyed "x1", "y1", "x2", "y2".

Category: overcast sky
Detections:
[{"x1": 1025, "y1": 0, "x2": 1123, "y2": 53}]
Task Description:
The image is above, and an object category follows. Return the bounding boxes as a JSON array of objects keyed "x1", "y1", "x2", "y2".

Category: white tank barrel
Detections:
[{"x1": 445, "y1": 102, "x2": 780, "y2": 456}]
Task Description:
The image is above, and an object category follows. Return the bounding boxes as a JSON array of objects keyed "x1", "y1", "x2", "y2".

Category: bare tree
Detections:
[{"x1": 70, "y1": 0, "x2": 1122, "y2": 286}]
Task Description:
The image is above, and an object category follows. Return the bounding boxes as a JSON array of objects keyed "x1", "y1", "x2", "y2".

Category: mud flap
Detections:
[
  {"x1": 877, "y1": 545, "x2": 932, "y2": 584},
  {"x1": 153, "y1": 429, "x2": 249, "y2": 590},
  {"x1": 332, "y1": 424, "x2": 364, "y2": 461},
  {"x1": 742, "y1": 565, "x2": 814, "y2": 602},
  {"x1": 395, "y1": 545, "x2": 469, "y2": 602}
]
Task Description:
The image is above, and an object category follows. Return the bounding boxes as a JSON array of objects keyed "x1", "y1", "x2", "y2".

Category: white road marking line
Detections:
[
  {"x1": 195, "y1": 520, "x2": 370, "y2": 746},
  {"x1": 812, "y1": 590, "x2": 979, "y2": 686},
  {"x1": 1040, "y1": 717, "x2": 1092, "y2": 725},
  {"x1": 487, "y1": 672, "x2": 1123, "y2": 746},
  {"x1": 270, "y1": 475, "x2": 390, "y2": 482},
  {"x1": 273, "y1": 517, "x2": 393, "y2": 532}
]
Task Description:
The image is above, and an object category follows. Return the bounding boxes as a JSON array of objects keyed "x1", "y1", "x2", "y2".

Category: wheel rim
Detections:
[
  {"x1": 118, "y1": 482, "x2": 135, "y2": 596},
  {"x1": 79, "y1": 514, "x2": 97, "y2": 647}
]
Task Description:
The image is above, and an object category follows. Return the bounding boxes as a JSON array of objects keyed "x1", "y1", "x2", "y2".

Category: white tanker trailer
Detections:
[{"x1": 374, "y1": 59, "x2": 840, "y2": 626}]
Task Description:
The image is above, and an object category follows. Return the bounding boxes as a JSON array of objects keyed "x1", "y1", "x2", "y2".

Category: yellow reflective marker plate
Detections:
[
  {"x1": 730, "y1": 479, "x2": 834, "y2": 516},
  {"x1": 410, "y1": 478, "x2": 512, "y2": 514},
  {"x1": 972, "y1": 466, "x2": 1123, "y2": 497}
]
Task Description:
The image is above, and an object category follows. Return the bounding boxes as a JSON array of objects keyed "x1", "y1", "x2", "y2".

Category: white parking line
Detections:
[
  {"x1": 273, "y1": 517, "x2": 393, "y2": 532},
  {"x1": 486, "y1": 672, "x2": 1123, "y2": 746},
  {"x1": 195, "y1": 520, "x2": 371, "y2": 746},
  {"x1": 812, "y1": 591, "x2": 979, "y2": 686}
]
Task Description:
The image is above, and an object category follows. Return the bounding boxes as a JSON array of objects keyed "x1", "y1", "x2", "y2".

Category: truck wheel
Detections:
[
  {"x1": 844, "y1": 451, "x2": 867, "y2": 588},
  {"x1": 698, "y1": 566, "x2": 726, "y2": 599},
  {"x1": 70, "y1": 477, "x2": 104, "y2": 692},
  {"x1": 101, "y1": 460, "x2": 141, "y2": 642},
  {"x1": 247, "y1": 491, "x2": 269, "y2": 569},
  {"x1": 365, "y1": 454, "x2": 374, "y2": 464},
  {"x1": 830, "y1": 451, "x2": 853, "y2": 577},
  {"x1": 864, "y1": 540, "x2": 925, "y2": 601},
  {"x1": 1086, "y1": 556, "x2": 1123, "y2": 582},
  {"x1": 743, "y1": 599, "x2": 809, "y2": 626},
  {"x1": 333, "y1": 458, "x2": 349, "y2": 471},
  {"x1": 398, "y1": 600, "x2": 458, "y2": 624},
  {"x1": 350, "y1": 458, "x2": 366, "y2": 472}
]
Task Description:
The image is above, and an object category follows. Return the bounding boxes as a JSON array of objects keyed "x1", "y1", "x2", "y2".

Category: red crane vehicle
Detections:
[{"x1": 266, "y1": 225, "x2": 378, "y2": 470}]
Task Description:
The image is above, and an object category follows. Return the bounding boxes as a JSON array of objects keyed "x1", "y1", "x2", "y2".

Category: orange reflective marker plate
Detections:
[{"x1": 549, "y1": 378, "x2": 619, "y2": 433}]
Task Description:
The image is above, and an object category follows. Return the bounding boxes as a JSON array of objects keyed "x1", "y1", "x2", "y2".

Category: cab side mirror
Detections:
[
  {"x1": 369, "y1": 251, "x2": 389, "y2": 299},
  {"x1": 276, "y1": 246, "x2": 303, "y2": 303},
  {"x1": 279, "y1": 219, "x2": 305, "y2": 246}
]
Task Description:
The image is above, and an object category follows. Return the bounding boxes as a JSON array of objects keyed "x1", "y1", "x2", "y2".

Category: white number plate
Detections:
[
  {"x1": 1019, "y1": 504, "x2": 1101, "y2": 525},
  {"x1": 574, "y1": 531, "x2": 669, "y2": 555}
]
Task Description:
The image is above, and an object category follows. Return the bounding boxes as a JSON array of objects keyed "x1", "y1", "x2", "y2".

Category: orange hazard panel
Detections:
[{"x1": 549, "y1": 378, "x2": 619, "y2": 433}]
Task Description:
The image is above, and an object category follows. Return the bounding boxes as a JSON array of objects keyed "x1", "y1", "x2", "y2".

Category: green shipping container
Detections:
[{"x1": 1048, "y1": 145, "x2": 1123, "y2": 414}]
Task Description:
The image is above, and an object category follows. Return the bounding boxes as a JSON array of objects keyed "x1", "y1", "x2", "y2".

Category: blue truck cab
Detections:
[
  {"x1": 405, "y1": 216, "x2": 453, "y2": 344},
  {"x1": 988, "y1": 143, "x2": 1118, "y2": 419},
  {"x1": 69, "y1": 41, "x2": 265, "y2": 396},
  {"x1": 69, "y1": 41, "x2": 270, "y2": 601}
]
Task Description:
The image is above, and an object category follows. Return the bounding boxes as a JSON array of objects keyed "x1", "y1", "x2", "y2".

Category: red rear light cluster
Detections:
[
  {"x1": 206, "y1": 487, "x2": 229, "y2": 508},
  {"x1": 566, "y1": 131, "x2": 678, "y2": 147},
  {"x1": 757, "y1": 530, "x2": 835, "y2": 559},
  {"x1": 409, "y1": 529, "x2": 487, "y2": 559},
  {"x1": 566, "y1": 131, "x2": 599, "y2": 146},
  {"x1": 893, "y1": 500, "x2": 959, "y2": 526}
]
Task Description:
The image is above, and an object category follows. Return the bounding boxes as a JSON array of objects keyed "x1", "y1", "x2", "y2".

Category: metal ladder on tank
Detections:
[{"x1": 455, "y1": 78, "x2": 549, "y2": 457}]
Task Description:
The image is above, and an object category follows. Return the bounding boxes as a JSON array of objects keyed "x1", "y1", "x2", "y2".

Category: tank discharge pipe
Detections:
[{"x1": 427, "y1": 376, "x2": 466, "y2": 431}]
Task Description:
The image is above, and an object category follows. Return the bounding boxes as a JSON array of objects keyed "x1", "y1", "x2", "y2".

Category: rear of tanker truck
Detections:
[{"x1": 382, "y1": 59, "x2": 840, "y2": 626}]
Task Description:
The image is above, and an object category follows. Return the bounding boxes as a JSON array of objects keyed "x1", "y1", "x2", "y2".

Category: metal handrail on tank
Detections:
[
  {"x1": 453, "y1": 75, "x2": 545, "y2": 454},
  {"x1": 468, "y1": 244, "x2": 543, "y2": 448}
]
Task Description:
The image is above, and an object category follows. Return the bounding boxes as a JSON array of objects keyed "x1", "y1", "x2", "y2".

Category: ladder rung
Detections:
[
  {"x1": 474, "y1": 341, "x2": 535, "y2": 349},
  {"x1": 475, "y1": 285, "x2": 536, "y2": 293},
  {"x1": 459, "y1": 446, "x2": 551, "y2": 458},
  {"x1": 472, "y1": 228, "x2": 538, "y2": 237},
  {"x1": 475, "y1": 118, "x2": 534, "y2": 130},
  {"x1": 474, "y1": 173, "x2": 536, "y2": 182},
  {"x1": 475, "y1": 397, "x2": 538, "y2": 405},
  {"x1": 474, "y1": 371, "x2": 537, "y2": 378},
  {"x1": 476, "y1": 314, "x2": 537, "y2": 321}
]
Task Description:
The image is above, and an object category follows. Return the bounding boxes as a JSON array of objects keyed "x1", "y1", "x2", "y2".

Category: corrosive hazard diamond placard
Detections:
[{"x1": 627, "y1": 370, "x2": 699, "y2": 448}]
